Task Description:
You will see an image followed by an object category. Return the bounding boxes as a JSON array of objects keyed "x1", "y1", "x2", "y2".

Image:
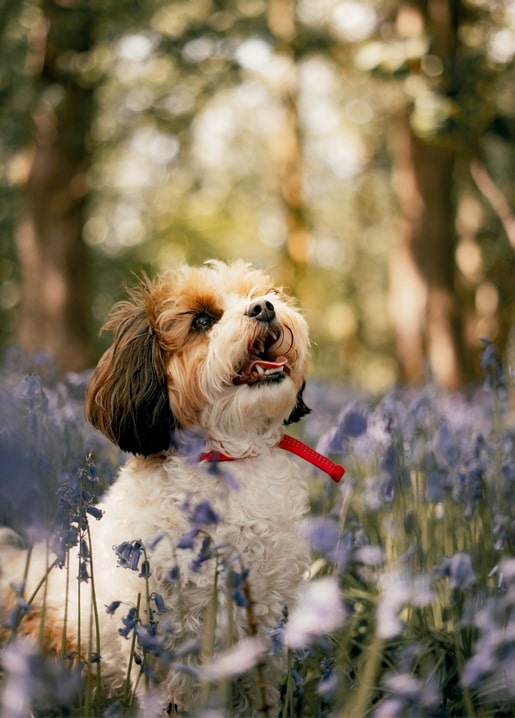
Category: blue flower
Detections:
[
  {"x1": 86, "y1": 506, "x2": 103, "y2": 520},
  {"x1": 77, "y1": 560, "x2": 89, "y2": 582},
  {"x1": 177, "y1": 528, "x2": 199, "y2": 550},
  {"x1": 166, "y1": 565, "x2": 181, "y2": 582},
  {"x1": 480, "y1": 338, "x2": 507, "y2": 396},
  {"x1": 434, "y1": 552, "x2": 476, "y2": 590},
  {"x1": 268, "y1": 606, "x2": 288, "y2": 656},
  {"x1": 105, "y1": 601, "x2": 121, "y2": 615},
  {"x1": 135, "y1": 624, "x2": 164, "y2": 656},
  {"x1": 190, "y1": 536, "x2": 212, "y2": 572},
  {"x1": 227, "y1": 566, "x2": 250, "y2": 607},
  {"x1": 118, "y1": 606, "x2": 138, "y2": 639},
  {"x1": 152, "y1": 593, "x2": 166, "y2": 614},
  {"x1": 138, "y1": 560, "x2": 151, "y2": 578},
  {"x1": 190, "y1": 501, "x2": 219, "y2": 526},
  {"x1": 113, "y1": 539, "x2": 143, "y2": 571}
]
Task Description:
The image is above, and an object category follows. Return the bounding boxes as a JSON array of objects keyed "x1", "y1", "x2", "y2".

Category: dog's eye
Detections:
[{"x1": 191, "y1": 311, "x2": 217, "y2": 332}]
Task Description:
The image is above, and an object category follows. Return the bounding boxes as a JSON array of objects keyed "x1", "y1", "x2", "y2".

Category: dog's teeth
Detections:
[
  {"x1": 264, "y1": 366, "x2": 284, "y2": 376},
  {"x1": 256, "y1": 364, "x2": 264, "y2": 375}
]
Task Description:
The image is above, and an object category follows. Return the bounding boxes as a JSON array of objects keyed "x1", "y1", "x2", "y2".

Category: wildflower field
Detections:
[{"x1": 0, "y1": 343, "x2": 514, "y2": 717}]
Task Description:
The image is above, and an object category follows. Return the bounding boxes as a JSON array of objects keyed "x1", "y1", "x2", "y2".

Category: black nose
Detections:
[{"x1": 246, "y1": 300, "x2": 276, "y2": 323}]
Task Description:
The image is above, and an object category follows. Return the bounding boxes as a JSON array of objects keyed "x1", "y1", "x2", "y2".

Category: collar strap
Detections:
[{"x1": 199, "y1": 434, "x2": 345, "y2": 483}]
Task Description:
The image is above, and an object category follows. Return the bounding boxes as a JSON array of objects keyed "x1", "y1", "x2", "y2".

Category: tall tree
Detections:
[
  {"x1": 387, "y1": 1, "x2": 466, "y2": 388},
  {"x1": 15, "y1": 0, "x2": 94, "y2": 370}
]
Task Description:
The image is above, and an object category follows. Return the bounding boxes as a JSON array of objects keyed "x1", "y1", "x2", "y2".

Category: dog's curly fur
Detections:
[{"x1": 0, "y1": 260, "x2": 312, "y2": 714}]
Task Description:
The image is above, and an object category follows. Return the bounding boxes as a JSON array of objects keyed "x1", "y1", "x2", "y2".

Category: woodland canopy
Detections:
[{"x1": 1, "y1": 0, "x2": 514, "y2": 391}]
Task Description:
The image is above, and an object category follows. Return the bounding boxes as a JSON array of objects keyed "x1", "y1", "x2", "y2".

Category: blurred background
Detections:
[{"x1": 0, "y1": 0, "x2": 514, "y2": 392}]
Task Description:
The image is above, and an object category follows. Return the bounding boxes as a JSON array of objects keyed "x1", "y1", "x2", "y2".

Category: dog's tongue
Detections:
[
  {"x1": 233, "y1": 355, "x2": 288, "y2": 385},
  {"x1": 248, "y1": 356, "x2": 287, "y2": 375}
]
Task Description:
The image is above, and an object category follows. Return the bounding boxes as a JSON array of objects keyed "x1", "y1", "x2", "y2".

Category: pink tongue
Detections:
[{"x1": 249, "y1": 356, "x2": 287, "y2": 374}]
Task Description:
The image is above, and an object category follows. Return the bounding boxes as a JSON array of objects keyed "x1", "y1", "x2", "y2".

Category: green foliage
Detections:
[{"x1": 1, "y1": 0, "x2": 514, "y2": 385}]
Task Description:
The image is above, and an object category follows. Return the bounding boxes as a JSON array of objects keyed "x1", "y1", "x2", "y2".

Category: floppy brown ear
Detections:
[
  {"x1": 284, "y1": 381, "x2": 311, "y2": 425},
  {"x1": 85, "y1": 285, "x2": 175, "y2": 455}
]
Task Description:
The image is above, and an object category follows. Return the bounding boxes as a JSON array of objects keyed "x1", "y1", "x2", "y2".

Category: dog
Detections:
[{"x1": 1, "y1": 260, "x2": 319, "y2": 715}]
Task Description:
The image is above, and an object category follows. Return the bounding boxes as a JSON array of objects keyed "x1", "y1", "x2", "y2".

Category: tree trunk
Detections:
[
  {"x1": 267, "y1": 0, "x2": 311, "y2": 289},
  {"x1": 15, "y1": 0, "x2": 94, "y2": 371},
  {"x1": 388, "y1": 0, "x2": 468, "y2": 389},
  {"x1": 389, "y1": 112, "x2": 466, "y2": 388}
]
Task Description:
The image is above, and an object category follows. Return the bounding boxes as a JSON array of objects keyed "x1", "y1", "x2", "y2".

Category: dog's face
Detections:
[{"x1": 86, "y1": 261, "x2": 310, "y2": 455}]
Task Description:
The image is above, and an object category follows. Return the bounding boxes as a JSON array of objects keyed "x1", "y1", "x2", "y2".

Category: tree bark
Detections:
[
  {"x1": 389, "y1": 111, "x2": 466, "y2": 388},
  {"x1": 15, "y1": 0, "x2": 94, "y2": 371},
  {"x1": 388, "y1": 0, "x2": 468, "y2": 388},
  {"x1": 267, "y1": 0, "x2": 311, "y2": 289}
]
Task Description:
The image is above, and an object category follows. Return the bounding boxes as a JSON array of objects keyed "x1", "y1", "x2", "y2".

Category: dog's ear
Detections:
[
  {"x1": 284, "y1": 381, "x2": 311, "y2": 425},
  {"x1": 85, "y1": 284, "x2": 175, "y2": 455}
]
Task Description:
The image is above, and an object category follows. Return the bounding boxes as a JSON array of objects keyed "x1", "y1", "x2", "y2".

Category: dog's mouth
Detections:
[{"x1": 233, "y1": 329, "x2": 289, "y2": 386}]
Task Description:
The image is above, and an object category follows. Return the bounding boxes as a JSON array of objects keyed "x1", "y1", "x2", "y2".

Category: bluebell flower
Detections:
[
  {"x1": 480, "y1": 338, "x2": 507, "y2": 397},
  {"x1": 113, "y1": 539, "x2": 143, "y2": 571},
  {"x1": 138, "y1": 560, "x2": 151, "y2": 578},
  {"x1": 103, "y1": 700, "x2": 122, "y2": 717},
  {"x1": 118, "y1": 606, "x2": 138, "y2": 639},
  {"x1": 190, "y1": 536, "x2": 213, "y2": 572},
  {"x1": 434, "y1": 552, "x2": 476, "y2": 590},
  {"x1": 78, "y1": 560, "x2": 89, "y2": 582},
  {"x1": 190, "y1": 501, "x2": 219, "y2": 526},
  {"x1": 113, "y1": 541, "x2": 133, "y2": 566},
  {"x1": 227, "y1": 565, "x2": 250, "y2": 607},
  {"x1": 171, "y1": 427, "x2": 207, "y2": 464},
  {"x1": 105, "y1": 600, "x2": 122, "y2": 615},
  {"x1": 152, "y1": 593, "x2": 166, "y2": 614},
  {"x1": 166, "y1": 565, "x2": 181, "y2": 582},
  {"x1": 268, "y1": 605, "x2": 288, "y2": 656},
  {"x1": 79, "y1": 539, "x2": 90, "y2": 561},
  {"x1": 147, "y1": 531, "x2": 165, "y2": 551},
  {"x1": 305, "y1": 517, "x2": 339, "y2": 556},
  {"x1": 284, "y1": 577, "x2": 346, "y2": 648},
  {"x1": 177, "y1": 527, "x2": 199, "y2": 550},
  {"x1": 50, "y1": 453, "x2": 103, "y2": 570},
  {"x1": 339, "y1": 404, "x2": 368, "y2": 438},
  {"x1": 87, "y1": 506, "x2": 103, "y2": 520},
  {"x1": 136, "y1": 624, "x2": 164, "y2": 656},
  {"x1": 318, "y1": 657, "x2": 338, "y2": 699},
  {"x1": 0, "y1": 638, "x2": 82, "y2": 717},
  {"x1": 291, "y1": 668, "x2": 304, "y2": 695}
]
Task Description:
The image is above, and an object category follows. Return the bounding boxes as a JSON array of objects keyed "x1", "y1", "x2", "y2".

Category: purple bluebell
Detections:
[
  {"x1": 190, "y1": 536, "x2": 213, "y2": 572},
  {"x1": 77, "y1": 560, "x2": 89, "y2": 582},
  {"x1": 177, "y1": 527, "x2": 199, "y2": 550},
  {"x1": 136, "y1": 624, "x2": 164, "y2": 656},
  {"x1": 227, "y1": 565, "x2": 250, "y2": 607},
  {"x1": 118, "y1": 606, "x2": 138, "y2": 639},
  {"x1": 86, "y1": 506, "x2": 103, "y2": 520},
  {"x1": 190, "y1": 501, "x2": 219, "y2": 526},
  {"x1": 434, "y1": 552, "x2": 476, "y2": 590},
  {"x1": 166, "y1": 565, "x2": 181, "y2": 582},
  {"x1": 152, "y1": 593, "x2": 166, "y2": 614},
  {"x1": 268, "y1": 606, "x2": 288, "y2": 656},
  {"x1": 105, "y1": 600, "x2": 121, "y2": 615},
  {"x1": 113, "y1": 539, "x2": 143, "y2": 571},
  {"x1": 138, "y1": 559, "x2": 151, "y2": 578}
]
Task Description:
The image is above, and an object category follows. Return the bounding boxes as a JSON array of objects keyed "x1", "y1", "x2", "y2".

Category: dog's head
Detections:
[{"x1": 85, "y1": 261, "x2": 310, "y2": 456}]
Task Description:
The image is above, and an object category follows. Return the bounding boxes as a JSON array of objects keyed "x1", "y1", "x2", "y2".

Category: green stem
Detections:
[
  {"x1": 338, "y1": 632, "x2": 384, "y2": 718},
  {"x1": 86, "y1": 521, "x2": 103, "y2": 712},
  {"x1": 124, "y1": 592, "x2": 142, "y2": 708}
]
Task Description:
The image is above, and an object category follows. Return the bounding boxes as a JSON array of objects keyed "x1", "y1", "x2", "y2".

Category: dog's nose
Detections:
[{"x1": 246, "y1": 299, "x2": 276, "y2": 323}]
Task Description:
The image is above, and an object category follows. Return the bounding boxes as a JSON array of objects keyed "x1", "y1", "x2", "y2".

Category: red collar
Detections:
[{"x1": 199, "y1": 434, "x2": 345, "y2": 483}]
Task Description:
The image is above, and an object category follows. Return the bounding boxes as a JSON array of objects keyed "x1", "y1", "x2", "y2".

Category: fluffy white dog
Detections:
[{"x1": 0, "y1": 261, "x2": 342, "y2": 715}]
